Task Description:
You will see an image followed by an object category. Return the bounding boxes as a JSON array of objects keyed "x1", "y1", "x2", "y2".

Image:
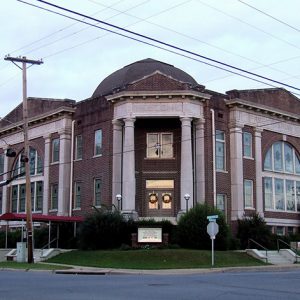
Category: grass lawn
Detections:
[
  {"x1": 47, "y1": 249, "x2": 266, "y2": 269},
  {"x1": 0, "y1": 261, "x2": 71, "y2": 270}
]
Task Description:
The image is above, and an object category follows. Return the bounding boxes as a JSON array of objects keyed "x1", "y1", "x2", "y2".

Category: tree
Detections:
[{"x1": 177, "y1": 203, "x2": 231, "y2": 250}]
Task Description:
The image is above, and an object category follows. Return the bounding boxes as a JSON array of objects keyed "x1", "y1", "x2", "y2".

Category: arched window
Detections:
[
  {"x1": 11, "y1": 147, "x2": 43, "y2": 213},
  {"x1": 263, "y1": 141, "x2": 300, "y2": 212}
]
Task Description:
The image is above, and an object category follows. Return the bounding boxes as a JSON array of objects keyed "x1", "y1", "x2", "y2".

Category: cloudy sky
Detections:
[{"x1": 0, "y1": 0, "x2": 299, "y2": 118}]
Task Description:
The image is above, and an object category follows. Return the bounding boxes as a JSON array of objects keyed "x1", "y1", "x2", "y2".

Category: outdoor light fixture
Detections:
[
  {"x1": 184, "y1": 193, "x2": 190, "y2": 212},
  {"x1": 116, "y1": 194, "x2": 122, "y2": 211}
]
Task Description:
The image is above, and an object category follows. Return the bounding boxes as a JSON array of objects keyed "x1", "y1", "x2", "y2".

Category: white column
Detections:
[
  {"x1": 122, "y1": 118, "x2": 137, "y2": 216},
  {"x1": 195, "y1": 118, "x2": 205, "y2": 203},
  {"x1": 255, "y1": 128, "x2": 264, "y2": 217},
  {"x1": 2, "y1": 146, "x2": 9, "y2": 213},
  {"x1": 43, "y1": 135, "x2": 51, "y2": 214},
  {"x1": 112, "y1": 119, "x2": 123, "y2": 208},
  {"x1": 230, "y1": 124, "x2": 244, "y2": 220},
  {"x1": 58, "y1": 130, "x2": 71, "y2": 216},
  {"x1": 180, "y1": 117, "x2": 194, "y2": 212}
]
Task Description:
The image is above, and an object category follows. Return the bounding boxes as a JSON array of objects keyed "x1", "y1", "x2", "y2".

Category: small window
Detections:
[
  {"x1": 12, "y1": 186, "x2": 18, "y2": 213},
  {"x1": 74, "y1": 182, "x2": 81, "y2": 209},
  {"x1": 51, "y1": 184, "x2": 58, "y2": 210},
  {"x1": 287, "y1": 227, "x2": 294, "y2": 235},
  {"x1": 94, "y1": 130, "x2": 102, "y2": 156},
  {"x1": 264, "y1": 177, "x2": 273, "y2": 209},
  {"x1": 216, "y1": 194, "x2": 226, "y2": 219},
  {"x1": 35, "y1": 181, "x2": 43, "y2": 211},
  {"x1": 243, "y1": 132, "x2": 252, "y2": 158},
  {"x1": 276, "y1": 226, "x2": 285, "y2": 236},
  {"x1": 94, "y1": 179, "x2": 101, "y2": 206},
  {"x1": 19, "y1": 184, "x2": 26, "y2": 212},
  {"x1": 75, "y1": 135, "x2": 83, "y2": 160},
  {"x1": 0, "y1": 190, "x2": 2, "y2": 214},
  {"x1": 244, "y1": 180, "x2": 253, "y2": 208},
  {"x1": 0, "y1": 153, "x2": 4, "y2": 174},
  {"x1": 146, "y1": 133, "x2": 173, "y2": 159},
  {"x1": 216, "y1": 130, "x2": 225, "y2": 171},
  {"x1": 52, "y1": 138, "x2": 60, "y2": 163}
]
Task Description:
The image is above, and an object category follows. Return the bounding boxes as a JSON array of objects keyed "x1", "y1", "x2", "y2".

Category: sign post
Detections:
[{"x1": 207, "y1": 215, "x2": 219, "y2": 267}]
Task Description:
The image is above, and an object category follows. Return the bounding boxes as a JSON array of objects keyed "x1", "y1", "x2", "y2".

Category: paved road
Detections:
[{"x1": 1, "y1": 269, "x2": 300, "y2": 300}]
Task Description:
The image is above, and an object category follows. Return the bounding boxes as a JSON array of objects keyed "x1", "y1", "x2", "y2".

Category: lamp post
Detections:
[
  {"x1": 116, "y1": 194, "x2": 122, "y2": 211},
  {"x1": 184, "y1": 193, "x2": 190, "y2": 213}
]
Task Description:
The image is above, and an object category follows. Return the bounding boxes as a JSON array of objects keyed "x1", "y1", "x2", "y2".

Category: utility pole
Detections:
[{"x1": 4, "y1": 56, "x2": 43, "y2": 263}]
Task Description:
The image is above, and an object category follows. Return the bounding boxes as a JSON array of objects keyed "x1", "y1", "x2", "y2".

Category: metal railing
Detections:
[
  {"x1": 248, "y1": 238, "x2": 268, "y2": 263},
  {"x1": 40, "y1": 238, "x2": 58, "y2": 251},
  {"x1": 277, "y1": 239, "x2": 299, "y2": 263}
]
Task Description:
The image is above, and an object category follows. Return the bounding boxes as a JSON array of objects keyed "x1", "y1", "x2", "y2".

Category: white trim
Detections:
[{"x1": 265, "y1": 218, "x2": 300, "y2": 226}]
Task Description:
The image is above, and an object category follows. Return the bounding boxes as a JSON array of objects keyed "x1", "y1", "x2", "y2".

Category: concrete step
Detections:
[{"x1": 257, "y1": 250, "x2": 294, "y2": 265}]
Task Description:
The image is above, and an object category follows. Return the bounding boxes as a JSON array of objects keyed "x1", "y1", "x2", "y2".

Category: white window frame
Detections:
[
  {"x1": 50, "y1": 183, "x2": 58, "y2": 210},
  {"x1": 75, "y1": 135, "x2": 83, "y2": 160},
  {"x1": 74, "y1": 182, "x2": 82, "y2": 209},
  {"x1": 52, "y1": 138, "x2": 60, "y2": 163},
  {"x1": 243, "y1": 132, "x2": 253, "y2": 158},
  {"x1": 94, "y1": 178, "x2": 101, "y2": 207},
  {"x1": 146, "y1": 132, "x2": 173, "y2": 159},
  {"x1": 244, "y1": 179, "x2": 254, "y2": 209},
  {"x1": 216, "y1": 193, "x2": 227, "y2": 220},
  {"x1": 216, "y1": 130, "x2": 226, "y2": 171},
  {"x1": 94, "y1": 129, "x2": 102, "y2": 157},
  {"x1": 0, "y1": 153, "x2": 4, "y2": 174}
]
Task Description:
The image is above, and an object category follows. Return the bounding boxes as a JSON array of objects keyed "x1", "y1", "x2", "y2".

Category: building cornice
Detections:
[
  {"x1": 106, "y1": 90, "x2": 211, "y2": 102},
  {"x1": 0, "y1": 106, "x2": 75, "y2": 137},
  {"x1": 226, "y1": 98, "x2": 300, "y2": 123}
]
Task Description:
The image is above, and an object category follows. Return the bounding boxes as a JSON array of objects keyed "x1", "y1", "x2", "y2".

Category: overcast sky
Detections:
[{"x1": 0, "y1": 0, "x2": 299, "y2": 118}]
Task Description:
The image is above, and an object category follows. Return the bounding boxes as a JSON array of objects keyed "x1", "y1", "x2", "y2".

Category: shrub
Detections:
[
  {"x1": 78, "y1": 211, "x2": 129, "y2": 250},
  {"x1": 237, "y1": 213, "x2": 272, "y2": 249},
  {"x1": 177, "y1": 203, "x2": 231, "y2": 250}
]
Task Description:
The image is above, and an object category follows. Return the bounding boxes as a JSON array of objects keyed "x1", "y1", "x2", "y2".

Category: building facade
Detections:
[{"x1": 0, "y1": 58, "x2": 300, "y2": 234}]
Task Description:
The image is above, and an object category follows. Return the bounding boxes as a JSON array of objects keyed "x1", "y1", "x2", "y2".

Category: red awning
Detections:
[{"x1": 0, "y1": 213, "x2": 84, "y2": 223}]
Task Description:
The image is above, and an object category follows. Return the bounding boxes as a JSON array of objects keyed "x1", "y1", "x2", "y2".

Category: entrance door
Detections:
[{"x1": 146, "y1": 180, "x2": 174, "y2": 217}]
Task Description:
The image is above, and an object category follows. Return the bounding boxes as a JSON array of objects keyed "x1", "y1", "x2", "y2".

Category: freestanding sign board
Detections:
[{"x1": 206, "y1": 215, "x2": 219, "y2": 267}]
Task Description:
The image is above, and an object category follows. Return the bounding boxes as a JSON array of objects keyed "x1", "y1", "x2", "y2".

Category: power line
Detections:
[
  {"x1": 238, "y1": 0, "x2": 300, "y2": 33},
  {"x1": 17, "y1": 0, "x2": 300, "y2": 93},
  {"x1": 195, "y1": 0, "x2": 300, "y2": 51}
]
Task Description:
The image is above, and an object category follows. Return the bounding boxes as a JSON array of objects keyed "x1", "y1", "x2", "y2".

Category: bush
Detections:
[
  {"x1": 177, "y1": 203, "x2": 231, "y2": 250},
  {"x1": 78, "y1": 211, "x2": 129, "y2": 250},
  {"x1": 237, "y1": 213, "x2": 272, "y2": 249}
]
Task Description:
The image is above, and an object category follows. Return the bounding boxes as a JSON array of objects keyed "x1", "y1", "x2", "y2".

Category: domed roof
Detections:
[{"x1": 92, "y1": 58, "x2": 198, "y2": 97}]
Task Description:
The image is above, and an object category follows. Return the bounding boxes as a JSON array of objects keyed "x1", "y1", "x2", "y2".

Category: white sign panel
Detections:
[
  {"x1": 138, "y1": 228, "x2": 162, "y2": 243},
  {"x1": 207, "y1": 222, "x2": 219, "y2": 238}
]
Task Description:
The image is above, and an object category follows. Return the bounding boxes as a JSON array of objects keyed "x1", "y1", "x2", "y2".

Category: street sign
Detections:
[
  {"x1": 207, "y1": 220, "x2": 219, "y2": 267},
  {"x1": 207, "y1": 221, "x2": 219, "y2": 239},
  {"x1": 207, "y1": 215, "x2": 218, "y2": 221}
]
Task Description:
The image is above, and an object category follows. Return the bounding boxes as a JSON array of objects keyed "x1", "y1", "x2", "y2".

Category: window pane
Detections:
[
  {"x1": 37, "y1": 154, "x2": 43, "y2": 174},
  {"x1": 36, "y1": 182, "x2": 43, "y2": 211},
  {"x1": 31, "y1": 182, "x2": 34, "y2": 210},
  {"x1": 275, "y1": 178, "x2": 284, "y2": 210},
  {"x1": 161, "y1": 134, "x2": 173, "y2": 158},
  {"x1": 12, "y1": 186, "x2": 18, "y2": 212},
  {"x1": 147, "y1": 133, "x2": 159, "y2": 158},
  {"x1": 297, "y1": 181, "x2": 300, "y2": 212},
  {"x1": 296, "y1": 155, "x2": 300, "y2": 174},
  {"x1": 52, "y1": 139, "x2": 60, "y2": 162},
  {"x1": 51, "y1": 184, "x2": 58, "y2": 209},
  {"x1": 94, "y1": 130, "x2": 102, "y2": 156},
  {"x1": 244, "y1": 180, "x2": 253, "y2": 208},
  {"x1": 286, "y1": 180, "x2": 295, "y2": 211},
  {"x1": 273, "y1": 142, "x2": 283, "y2": 171},
  {"x1": 29, "y1": 148, "x2": 36, "y2": 175},
  {"x1": 216, "y1": 141, "x2": 225, "y2": 170},
  {"x1": 19, "y1": 184, "x2": 26, "y2": 212},
  {"x1": 243, "y1": 132, "x2": 252, "y2": 157},
  {"x1": 76, "y1": 135, "x2": 83, "y2": 160},
  {"x1": 74, "y1": 182, "x2": 81, "y2": 208},
  {"x1": 264, "y1": 177, "x2": 273, "y2": 209},
  {"x1": 264, "y1": 148, "x2": 272, "y2": 170},
  {"x1": 216, "y1": 194, "x2": 226, "y2": 213},
  {"x1": 216, "y1": 130, "x2": 224, "y2": 140},
  {"x1": 0, "y1": 154, "x2": 4, "y2": 174},
  {"x1": 95, "y1": 179, "x2": 101, "y2": 206},
  {"x1": 284, "y1": 143, "x2": 293, "y2": 173}
]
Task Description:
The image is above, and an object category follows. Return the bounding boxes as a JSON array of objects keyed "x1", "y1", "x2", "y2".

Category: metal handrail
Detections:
[
  {"x1": 248, "y1": 238, "x2": 268, "y2": 263},
  {"x1": 277, "y1": 239, "x2": 299, "y2": 263},
  {"x1": 40, "y1": 238, "x2": 58, "y2": 251}
]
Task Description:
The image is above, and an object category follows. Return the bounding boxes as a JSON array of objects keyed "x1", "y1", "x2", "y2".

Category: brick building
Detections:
[{"x1": 0, "y1": 58, "x2": 300, "y2": 235}]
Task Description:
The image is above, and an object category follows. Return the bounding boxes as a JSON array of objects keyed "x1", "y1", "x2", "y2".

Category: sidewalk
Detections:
[{"x1": 52, "y1": 263, "x2": 300, "y2": 275}]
